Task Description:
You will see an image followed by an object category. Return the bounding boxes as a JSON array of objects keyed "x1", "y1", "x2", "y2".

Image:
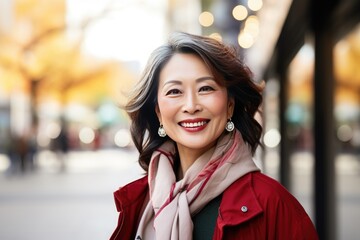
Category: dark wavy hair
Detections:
[{"x1": 124, "y1": 32, "x2": 263, "y2": 172}]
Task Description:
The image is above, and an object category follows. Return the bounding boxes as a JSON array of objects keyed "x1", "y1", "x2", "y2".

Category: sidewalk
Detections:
[{"x1": 0, "y1": 149, "x2": 143, "y2": 240}]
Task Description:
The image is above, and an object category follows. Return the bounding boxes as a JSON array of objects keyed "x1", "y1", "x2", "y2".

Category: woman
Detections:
[{"x1": 110, "y1": 32, "x2": 318, "y2": 240}]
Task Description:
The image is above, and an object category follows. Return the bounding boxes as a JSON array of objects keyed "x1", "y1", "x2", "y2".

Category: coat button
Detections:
[{"x1": 241, "y1": 206, "x2": 248, "y2": 213}]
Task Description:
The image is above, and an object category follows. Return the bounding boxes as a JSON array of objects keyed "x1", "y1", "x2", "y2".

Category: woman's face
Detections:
[{"x1": 156, "y1": 53, "x2": 234, "y2": 158}]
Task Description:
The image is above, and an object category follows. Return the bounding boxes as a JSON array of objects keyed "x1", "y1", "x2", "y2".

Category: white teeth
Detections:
[{"x1": 181, "y1": 121, "x2": 207, "y2": 128}]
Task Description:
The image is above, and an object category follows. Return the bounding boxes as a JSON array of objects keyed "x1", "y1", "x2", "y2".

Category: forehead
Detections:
[
  {"x1": 162, "y1": 53, "x2": 210, "y2": 74},
  {"x1": 159, "y1": 53, "x2": 222, "y2": 86}
]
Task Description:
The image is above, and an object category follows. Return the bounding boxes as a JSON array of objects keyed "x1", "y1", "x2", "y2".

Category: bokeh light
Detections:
[
  {"x1": 337, "y1": 124, "x2": 353, "y2": 142},
  {"x1": 199, "y1": 11, "x2": 214, "y2": 27},
  {"x1": 248, "y1": 0, "x2": 263, "y2": 11},
  {"x1": 114, "y1": 129, "x2": 132, "y2": 147},
  {"x1": 46, "y1": 122, "x2": 61, "y2": 139},
  {"x1": 209, "y1": 32, "x2": 223, "y2": 42},
  {"x1": 79, "y1": 127, "x2": 95, "y2": 144},
  {"x1": 264, "y1": 128, "x2": 281, "y2": 148},
  {"x1": 232, "y1": 5, "x2": 248, "y2": 21},
  {"x1": 244, "y1": 15, "x2": 260, "y2": 38},
  {"x1": 238, "y1": 31, "x2": 254, "y2": 48}
]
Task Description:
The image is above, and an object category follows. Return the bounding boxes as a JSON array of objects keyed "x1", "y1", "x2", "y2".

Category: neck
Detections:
[{"x1": 176, "y1": 144, "x2": 216, "y2": 180}]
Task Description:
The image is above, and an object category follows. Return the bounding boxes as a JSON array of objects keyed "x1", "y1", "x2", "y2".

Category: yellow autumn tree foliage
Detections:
[{"x1": 0, "y1": 0, "x2": 136, "y2": 108}]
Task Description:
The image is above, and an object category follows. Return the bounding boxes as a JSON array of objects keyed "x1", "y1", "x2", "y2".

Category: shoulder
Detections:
[
  {"x1": 249, "y1": 172, "x2": 293, "y2": 198},
  {"x1": 228, "y1": 171, "x2": 291, "y2": 197},
  {"x1": 227, "y1": 171, "x2": 313, "y2": 221},
  {"x1": 250, "y1": 172, "x2": 306, "y2": 212},
  {"x1": 230, "y1": 172, "x2": 296, "y2": 199},
  {"x1": 113, "y1": 176, "x2": 148, "y2": 211}
]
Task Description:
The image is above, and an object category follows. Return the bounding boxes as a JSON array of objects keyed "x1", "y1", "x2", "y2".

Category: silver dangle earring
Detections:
[
  {"x1": 225, "y1": 119, "x2": 235, "y2": 132},
  {"x1": 158, "y1": 124, "x2": 167, "y2": 137}
]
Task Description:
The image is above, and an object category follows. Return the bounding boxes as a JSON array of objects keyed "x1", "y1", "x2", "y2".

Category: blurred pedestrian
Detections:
[
  {"x1": 53, "y1": 118, "x2": 69, "y2": 172},
  {"x1": 6, "y1": 133, "x2": 28, "y2": 174},
  {"x1": 110, "y1": 32, "x2": 318, "y2": 240},
  {"x1": 25, "y1": 125, "x2": 38, "y2": 172}
]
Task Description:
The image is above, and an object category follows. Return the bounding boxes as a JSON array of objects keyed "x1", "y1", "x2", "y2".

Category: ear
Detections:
[
  {"x1": 227, "y1": 97, "x2": 235, "y2": 119},
  {"x1": 155, "y1": 104, "x2": 162, "y2": 123}
]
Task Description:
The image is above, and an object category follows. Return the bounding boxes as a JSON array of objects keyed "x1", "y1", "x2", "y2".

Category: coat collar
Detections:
[{"x1": 217, "y1": 172, "x2": 263, "y2": 228}]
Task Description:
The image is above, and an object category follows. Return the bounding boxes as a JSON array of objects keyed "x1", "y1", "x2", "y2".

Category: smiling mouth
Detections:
[{"x1": 179, "y1": 120, "x2": 209, "y2": 128}]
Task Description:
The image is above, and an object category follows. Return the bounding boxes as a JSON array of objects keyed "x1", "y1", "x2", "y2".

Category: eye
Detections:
[
  {"x1": 199, "y1": 86, "x2": 215, "y2": 92},
  {"x1": 165, "y1": 89, "x2": 182, "y2": 96}
]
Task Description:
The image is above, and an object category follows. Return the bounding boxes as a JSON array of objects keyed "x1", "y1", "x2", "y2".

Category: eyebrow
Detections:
[{"x1": 163, "y1": 76, "x2": 216, "y2": 86}]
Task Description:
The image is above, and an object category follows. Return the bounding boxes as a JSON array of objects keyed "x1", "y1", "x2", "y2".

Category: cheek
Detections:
[
  {"x1": 157, "y1": 98, "x2": 177, "y2": 121},
  {"x1": 207, "y1": 94, "x2": 230, "y2": 116}
]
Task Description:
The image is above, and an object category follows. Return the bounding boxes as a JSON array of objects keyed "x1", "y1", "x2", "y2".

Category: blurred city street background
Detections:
[{"x1": 0, "y1": 0, "x2": 359, "y2": 239}]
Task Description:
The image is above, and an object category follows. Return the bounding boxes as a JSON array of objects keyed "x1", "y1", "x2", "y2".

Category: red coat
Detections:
[{"x1": 110, "y1": 172, "x2": 318, "y2": 240}]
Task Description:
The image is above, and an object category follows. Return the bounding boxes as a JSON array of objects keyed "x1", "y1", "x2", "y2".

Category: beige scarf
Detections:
[{"x1": 135, "y1": 130, "x2": 259, "y2": 240}]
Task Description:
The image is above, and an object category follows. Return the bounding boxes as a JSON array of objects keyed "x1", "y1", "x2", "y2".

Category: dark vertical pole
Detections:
[
  {"x1": 313, "y1": 26, "x2": 337, "y2": 240},
  {"x1": 279, "y1": 69, "x2": 291, "y2": 189}
]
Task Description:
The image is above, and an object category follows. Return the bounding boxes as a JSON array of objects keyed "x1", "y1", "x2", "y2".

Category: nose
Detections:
[{"x1": 182, "y1": 92, "x2": 201, "y2": 114}]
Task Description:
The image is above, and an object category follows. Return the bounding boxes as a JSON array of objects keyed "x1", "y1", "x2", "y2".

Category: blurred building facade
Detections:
[{"x1": 263, "y1": 1, "x2": 360, "y2": 240}]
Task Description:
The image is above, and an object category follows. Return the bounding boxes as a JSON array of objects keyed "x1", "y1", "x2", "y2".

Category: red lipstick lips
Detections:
[{"x1": 179, "y1": 118, "x2": 209, "y2": 132}]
